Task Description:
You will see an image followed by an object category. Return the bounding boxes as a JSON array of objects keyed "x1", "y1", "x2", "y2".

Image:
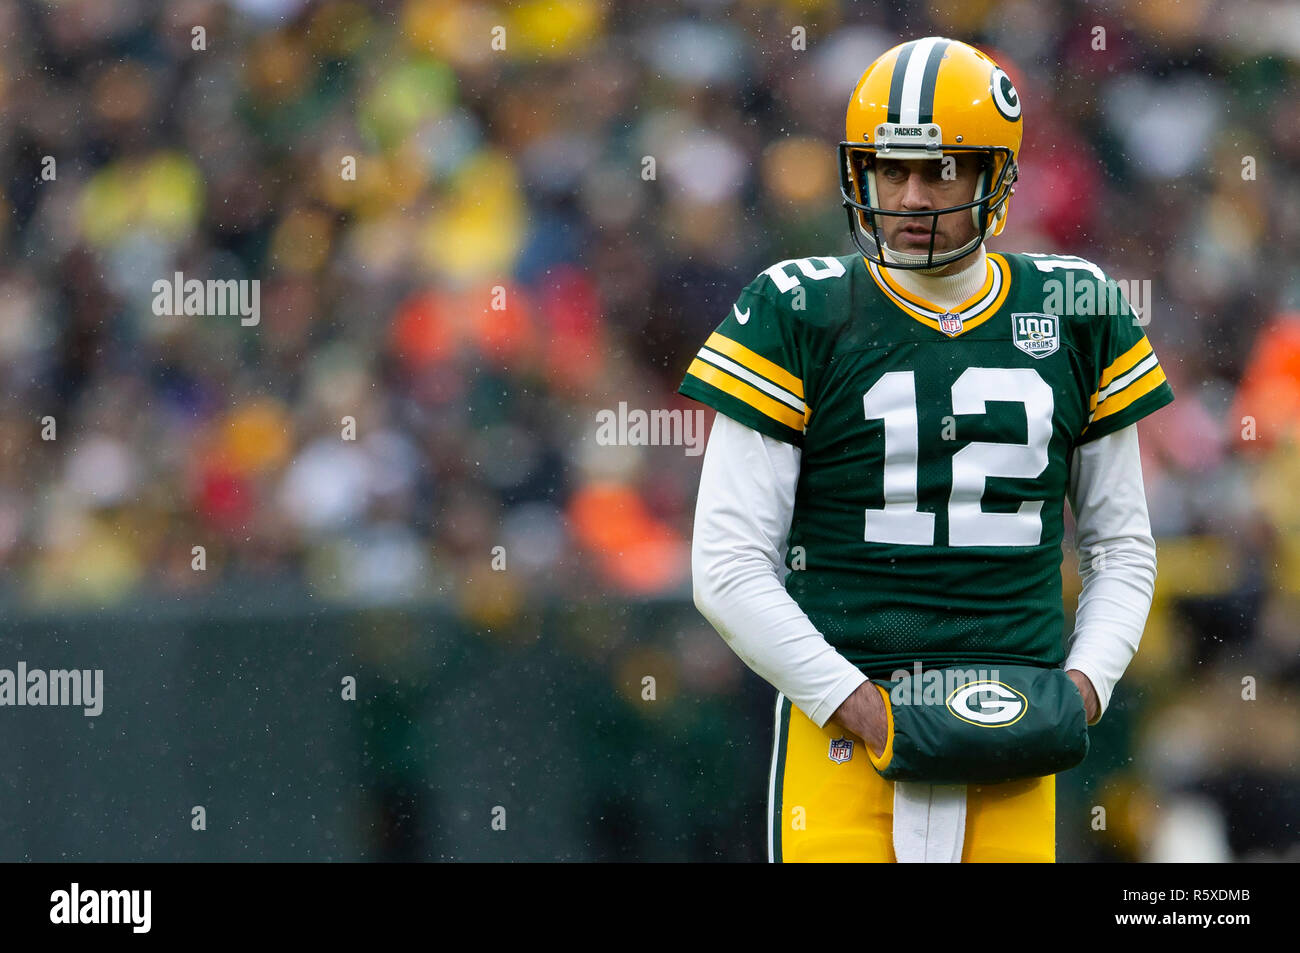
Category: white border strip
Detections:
[
  {"x1": 696, "y1": 347, "x2": 806, "y2": 413},
  {"x1": 767, "y1": 692, "x2": 784, "y2": 864}
]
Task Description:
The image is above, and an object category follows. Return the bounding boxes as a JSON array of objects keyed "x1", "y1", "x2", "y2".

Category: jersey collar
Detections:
[{"x1": 865, "y1": 253, "x2": 1012, "y2": 337}]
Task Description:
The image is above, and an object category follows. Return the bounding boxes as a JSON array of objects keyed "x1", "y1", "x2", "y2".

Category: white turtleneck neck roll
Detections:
[{"x1": 879, "y1": 243, "x2": 988, "y2": 312}]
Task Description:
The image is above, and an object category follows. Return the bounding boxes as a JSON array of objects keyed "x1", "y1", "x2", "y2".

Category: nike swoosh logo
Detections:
[{"x1": 733, "y1": 304, "x2": 750, "y2": 324}]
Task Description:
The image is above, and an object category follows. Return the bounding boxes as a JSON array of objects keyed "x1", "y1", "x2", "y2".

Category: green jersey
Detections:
[{"x1": 678, "y1": 251, "x2": 1174, "y2": 679}]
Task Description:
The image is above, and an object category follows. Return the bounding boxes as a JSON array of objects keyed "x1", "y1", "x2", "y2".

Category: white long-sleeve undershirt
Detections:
[{"x1": 690, "y1": 412, "x2": 1157, "y2": 729}]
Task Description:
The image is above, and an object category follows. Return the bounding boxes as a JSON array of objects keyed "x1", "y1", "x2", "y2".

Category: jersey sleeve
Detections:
[
  {"x1": 1077, "y1": 287, "x2": 1175, "y2": 444},
  {"x1": 677, "y1": 273, "x2": 809, "y2": 447}
]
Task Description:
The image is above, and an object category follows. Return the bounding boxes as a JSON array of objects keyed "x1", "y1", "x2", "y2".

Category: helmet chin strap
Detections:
[{"x1": 880, "y1": 231, "x2": 983, "y2": 272}]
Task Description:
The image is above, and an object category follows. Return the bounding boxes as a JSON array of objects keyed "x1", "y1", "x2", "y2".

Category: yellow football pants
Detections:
[{"x1": 768, "y1": 692, "x2": 1056, "y2": 862}]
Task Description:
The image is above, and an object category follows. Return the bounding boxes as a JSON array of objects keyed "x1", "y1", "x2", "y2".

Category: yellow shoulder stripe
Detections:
[
  {"x1": 1098, "y1": 337, "x2": 1152, "y2": 391},
  {"x1": 705, "y1": 332, "x2": 804, "y2": 400},
  {"x1": 686, "y1": 359, "x2": 806, "y2": 432},
  {"x1": 1086, "y1": 365, "x2": 1167, "y2": 430}
]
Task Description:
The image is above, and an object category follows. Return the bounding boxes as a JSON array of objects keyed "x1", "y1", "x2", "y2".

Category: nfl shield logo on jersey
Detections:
[
  {"x1": 828, "y1": 737, "x2": 854, "y2": 764},
  {"x1": 1012, "y1": 313, "x2": 1060, "y2": 358},
  {"x1": 938, "y1": 312, "x2": 963, "y2": 336}
]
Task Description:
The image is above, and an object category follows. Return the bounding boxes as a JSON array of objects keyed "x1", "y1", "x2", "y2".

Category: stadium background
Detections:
[{"x1": 0, "y1": 0, "x2": 1296, "y2": 861}]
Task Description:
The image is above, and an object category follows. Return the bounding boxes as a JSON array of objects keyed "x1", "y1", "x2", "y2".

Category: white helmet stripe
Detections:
[{"x1": 898, "y1": 36, "x2": 942, "y2": 125}]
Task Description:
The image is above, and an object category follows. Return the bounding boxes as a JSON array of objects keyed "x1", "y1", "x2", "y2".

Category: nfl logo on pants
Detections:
[{"x1": 828, "y1": 737, "x2": 854, "y2": 764}]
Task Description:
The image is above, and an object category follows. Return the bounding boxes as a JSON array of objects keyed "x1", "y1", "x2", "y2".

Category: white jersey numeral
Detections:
[
  {"x1": 761, "y1": 257, "x2": 846, "y2": 293},
  {"x1": 1023, "y1": 253, "x2": 1105, "y2": 280},
  {"x1": 862, "y1": 367, "x2": 1053, "y2": 548},
  {"x1": 948, "y1": 367, "x2": 1052, "y2": 546},
  {"x1": 861, "y1": 372, "x2": 936, "y2": 545}
]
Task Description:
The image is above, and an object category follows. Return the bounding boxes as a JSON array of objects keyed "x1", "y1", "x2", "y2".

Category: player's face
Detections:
[{"x1": 871, "y1": 154, "x2": 983, "y2": 273}]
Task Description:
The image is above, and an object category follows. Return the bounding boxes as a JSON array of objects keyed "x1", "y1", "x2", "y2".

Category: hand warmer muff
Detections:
[{"x1": 866, "y1": 664, "x2": 1090, "y2": 785}]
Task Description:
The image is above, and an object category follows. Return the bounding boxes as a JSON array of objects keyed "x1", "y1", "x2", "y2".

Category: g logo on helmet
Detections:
[
  {"x1": 990, "y1": 67, "x2": 1021, "y2": 121},
  {"x1": 947, "y1": 680, "x2": 1027, "y2": 727}
]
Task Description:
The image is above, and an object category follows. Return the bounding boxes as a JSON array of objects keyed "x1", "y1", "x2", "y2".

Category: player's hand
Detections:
[
  {"x1": 1066, "y1": 668, "x2": 1099, "y2": 723},
  {"x1": 830, "y1": 681, "x2": 889, "y2": 758}
]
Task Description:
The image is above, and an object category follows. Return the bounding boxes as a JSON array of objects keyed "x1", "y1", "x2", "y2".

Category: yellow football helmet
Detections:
[{"x1": 839, "y1": 37, "x2": 1022, "y2": 270}]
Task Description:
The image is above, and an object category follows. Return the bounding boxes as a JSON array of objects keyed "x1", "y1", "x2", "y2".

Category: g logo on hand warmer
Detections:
[
  {"x1": 873, "y1": 665, "x2": 1088, "y2": 784},
  {"x1": 946, "y1": 681, "x2": 1027, "y2": 727}
]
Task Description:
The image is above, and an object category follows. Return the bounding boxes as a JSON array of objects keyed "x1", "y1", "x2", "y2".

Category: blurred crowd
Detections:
[{"x1": 0, "y1": 0, "x2": 1296, "y2": 860}]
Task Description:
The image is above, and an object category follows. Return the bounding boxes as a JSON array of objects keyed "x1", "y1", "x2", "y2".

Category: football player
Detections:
[{"x1": 680, "y1": 37, "x2": 1173, "y2": 862}]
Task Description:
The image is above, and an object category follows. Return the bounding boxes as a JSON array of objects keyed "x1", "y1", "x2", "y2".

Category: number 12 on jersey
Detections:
[{"x1": 862, "y1": 367, "x2": 1053, "y2": 548}]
